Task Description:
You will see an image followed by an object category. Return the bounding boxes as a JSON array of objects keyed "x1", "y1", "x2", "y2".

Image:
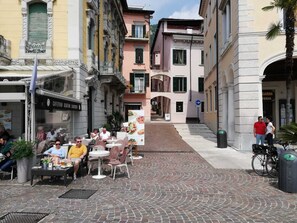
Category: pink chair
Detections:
[{"x1": 108, "y1": 148, "x2": 130, "y2": 180}]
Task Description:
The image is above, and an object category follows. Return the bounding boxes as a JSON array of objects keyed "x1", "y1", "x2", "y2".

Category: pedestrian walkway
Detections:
[{"x1": 174, "y1": 123, "x2": 253, "y2": 170}]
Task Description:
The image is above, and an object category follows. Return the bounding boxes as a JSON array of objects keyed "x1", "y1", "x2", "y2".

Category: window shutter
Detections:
[
  {"x1": 132, "y1": 25, "x2": 135, "y2": 37},
  {"x1": 184, "y1": 77, "x2": 187, "y2": 91},
  {"x1": 130, "y1": 73, "x2": 134, "y2": 92},
  {"x1": 143, "y1": 25, "x2": 146, "y2": 37},
  {"x1": 28, "y1": 3, "x2": 47, "y2": 42},
  {"x1": 145, "y1": 73, "x2": 149, "y2": 88},
  {"x1": 183, "y1": 50, "x2": 187, "y2": 64},
  {"x1": 173, "y1": 50, "x2": 176, "y2": 64},
  {"x1": 173, "y1": 78, "x2": 178, "y2": 91},
  {"x1": 140, "y1": 49, "x2": 143, "y2": 63}
]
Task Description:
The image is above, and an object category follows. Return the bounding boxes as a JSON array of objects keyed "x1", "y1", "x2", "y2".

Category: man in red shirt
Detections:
[{"x1": 253, "y1": 116, "x2": 266, "y2": 145}]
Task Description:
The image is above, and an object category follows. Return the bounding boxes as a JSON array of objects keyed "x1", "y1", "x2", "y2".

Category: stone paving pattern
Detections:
[{"x1": 0, "y1": 123, "x2": 296, "y2": 222}]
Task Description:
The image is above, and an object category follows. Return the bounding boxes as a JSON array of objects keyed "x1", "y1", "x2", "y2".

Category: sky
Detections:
[{"x1": 127, "y1": 0, "x2": 202, "y2": 25}]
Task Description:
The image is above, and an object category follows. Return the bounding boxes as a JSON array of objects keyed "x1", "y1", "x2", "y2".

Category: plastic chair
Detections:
[{"x1": 108, "y1": 147, "x2": 130, "y2": 180}]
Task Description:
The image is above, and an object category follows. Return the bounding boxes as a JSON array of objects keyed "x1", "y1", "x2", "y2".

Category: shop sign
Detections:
[
  {"x1": 36, "y1": 95, "x2": 81, "y2": 111},
  {"x1": 262, "y1": 90, "x2": 274, "y2": 101}
]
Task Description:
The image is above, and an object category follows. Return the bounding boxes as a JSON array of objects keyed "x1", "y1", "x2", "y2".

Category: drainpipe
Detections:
[
  {"x1": 97, "y1": 0, "x2": 100, "y2": 78},
  {"x1": 216, "y1": 0, "x2": 219, "y2": 131},
  {"x1": 189, "y1": 35, "x2": 193, "y2": 102},
  {"x1": 162, "y1": 23, "x2": 164, "y2": 71}
]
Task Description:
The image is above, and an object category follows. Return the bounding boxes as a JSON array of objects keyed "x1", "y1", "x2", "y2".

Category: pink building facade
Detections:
[
  {"x1": 122, "y1": 7, "x2": 154, "y2": 122},
  {"x1": 151, "y1": 19, "x2": 205, "y2": 123}
]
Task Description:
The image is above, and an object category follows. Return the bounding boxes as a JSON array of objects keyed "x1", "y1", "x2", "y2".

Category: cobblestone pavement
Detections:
[{"x1": 0, "y1": 123, "x2": 297, "y2": 222}]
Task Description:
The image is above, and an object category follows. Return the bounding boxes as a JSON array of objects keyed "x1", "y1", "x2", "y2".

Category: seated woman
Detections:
[
  {"x1": 0, "y1": 135, "x2": 15, "y2": 172},
  {"x1": 43, "y1": 139, "x2": 67, "y2": 165}
]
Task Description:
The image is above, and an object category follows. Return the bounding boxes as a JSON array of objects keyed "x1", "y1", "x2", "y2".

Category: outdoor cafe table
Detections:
[
  {"x1": 106, "y1": 138, "x2": 117, "y2": 144},
  {"x1": 31, "y1": 166, "x2": 74, "y2": 186},
  {"x1": 105, "y1": 143, "x2": 122, "y2": 150},
  {"x1": 89, "y1": 150, "x2": 110, "y2": 179}
]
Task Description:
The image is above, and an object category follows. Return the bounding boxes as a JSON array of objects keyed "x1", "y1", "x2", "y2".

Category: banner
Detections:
[
  {"x1": 127, "y1": 110, "x2": 144, "y2": 145},
  {"x1": 29, "y1": 55, "x2": 38, "y2": 94}
]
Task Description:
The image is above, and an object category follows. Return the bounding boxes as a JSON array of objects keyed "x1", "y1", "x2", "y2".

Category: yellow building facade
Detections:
[{"x1": 0, "y1": 0, "x2": 127, "y2": 140}]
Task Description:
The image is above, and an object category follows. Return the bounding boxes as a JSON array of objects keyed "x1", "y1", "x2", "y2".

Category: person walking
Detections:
[
  {"x1": 253, "y1": 116, "x2": 266, "y2": 145},
  {"x1": 265, "y1": 116, "x2": 275, "y2": 146}
]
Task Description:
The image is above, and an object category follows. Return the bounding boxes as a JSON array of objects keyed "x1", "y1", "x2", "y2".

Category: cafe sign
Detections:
[{"x1": 35, "y1": 94, "x2": 81, "y2": 111}]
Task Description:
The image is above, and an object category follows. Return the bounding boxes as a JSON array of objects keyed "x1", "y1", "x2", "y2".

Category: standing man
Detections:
[
  {"x1": 253, "y1": 116, "x2": 266, "y2": 145},
  {"x1": 68, "y1": 137, "x2": 87, "y2": 180}
]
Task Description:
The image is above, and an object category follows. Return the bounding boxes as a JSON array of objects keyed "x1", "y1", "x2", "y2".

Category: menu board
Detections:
[
  {"x1": 127, "y1": 110, "x2": 145, "y2": 145},
  {"x1": 0, "y1": 110, "x2": 12, "y2": 130}
]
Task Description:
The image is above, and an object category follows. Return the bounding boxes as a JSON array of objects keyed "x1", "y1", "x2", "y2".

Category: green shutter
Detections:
[
  {"x1": 173, "y1": 78, "x2": 178, "y2": 92},
  {"x1": 145, "y1": 73, "x2": 149, "y2": 87},
  {"x1": 143, "y1": 25, "x2": 146, "y2": 37},
  {"x1": 130, "y1": 73, "x2": 134, "y2": 92},
  {"x1": 132, "y1": 25, "x2": 135, "y2": 37},
  {"x1": 184, "y1": 78, "x2": 187, "y2": 91},
  {"x1": 140, "y1": 49, "x2": 143, "y2": 63},
  {"x1": 28, "y1": 3, "x2": 47, "y2": 42},
  {"x1": 183, "y1": 50, "x2": 187, "y2": 65}
]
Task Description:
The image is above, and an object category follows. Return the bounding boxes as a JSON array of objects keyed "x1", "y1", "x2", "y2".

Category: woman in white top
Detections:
[{"x1": 266, "y1": 116, "x2": 275, "y2": 146}]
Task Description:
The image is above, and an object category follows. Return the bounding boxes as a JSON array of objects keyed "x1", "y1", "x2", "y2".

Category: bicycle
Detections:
[
  {"x1": 251, "y1": 144, "x2": 270, "y2": 176},
  {"x1": 265, "y1": 141, "x2": 291, "y2": 178}
]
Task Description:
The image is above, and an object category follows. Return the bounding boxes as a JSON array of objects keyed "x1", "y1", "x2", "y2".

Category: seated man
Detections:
[
  {"x1": 90, "y1": 128, "x2": 99, "y2": 141},
  {"x1": 0, "y1": 135, "x2": 15, "y2": 172},
  {"x1": 99, "y1": 128, "x2": 111, "y2": 142},
  {"x1": 43, "y1": 139, "x2": 67, "y2": 165},
  {"x1": 67, "y1": 137, "x2": 87, "y2": 180}
]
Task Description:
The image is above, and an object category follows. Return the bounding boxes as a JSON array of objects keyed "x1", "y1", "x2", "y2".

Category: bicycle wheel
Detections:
[
  {"x1": 266, "y1": 155, "x2": 278, "y2": 178},
  {"x1": 251, "y1": 153, "x2": 267, "y2": 176}
]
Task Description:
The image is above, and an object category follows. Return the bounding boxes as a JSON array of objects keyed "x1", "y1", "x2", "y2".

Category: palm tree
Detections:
[{"x1": 263, "y1": 0, "x2": 297, "y2": 125}]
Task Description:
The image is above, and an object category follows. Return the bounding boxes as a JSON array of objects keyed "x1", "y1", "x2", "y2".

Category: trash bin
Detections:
[
  {"x1": 217, "y1": 130, "x2": 227, "y2": 148},
  {"x1": 278, "y1": 150, "x2": 297, "y2": 193}
]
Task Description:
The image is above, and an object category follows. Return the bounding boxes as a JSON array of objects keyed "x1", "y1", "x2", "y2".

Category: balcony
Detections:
[
  {"x1": 0, "y1": 35, "x2": 11, "y2": 65},
  {"x1": 100, "y1": 62, "x2": 126, "y2": 90}
]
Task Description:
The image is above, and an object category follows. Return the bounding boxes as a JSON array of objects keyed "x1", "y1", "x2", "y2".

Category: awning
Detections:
[{"x1": 35, "y1": 89, "x2": 81, "y2": 111}]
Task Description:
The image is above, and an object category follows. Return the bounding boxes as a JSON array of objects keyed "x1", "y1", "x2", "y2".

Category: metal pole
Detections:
[
  {"x1": 197, "y1": 106, "x2": 200, "y2": 124},
  {"x1": 216, "y1": 0, "x2": 219, "y2": 132}
]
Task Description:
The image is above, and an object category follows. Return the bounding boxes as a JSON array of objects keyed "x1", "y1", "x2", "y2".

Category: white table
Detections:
[
  {"x1": 106, "y1": 139, "x2": 117, "y2": 144},
  {"x1": 89, "y1": 150, "x2": 110, "y2": 179},
  {"x1": 105, "y1": 143, "x2": 122, "y2": 150}
]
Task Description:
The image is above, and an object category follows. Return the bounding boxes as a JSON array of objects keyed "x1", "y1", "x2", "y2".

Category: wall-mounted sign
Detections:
[{"x1": 35, "y1": 95, "x2": 81, "y2": 111}]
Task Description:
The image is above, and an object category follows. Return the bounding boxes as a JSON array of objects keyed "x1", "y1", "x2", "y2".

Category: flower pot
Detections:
[
  {"x1": 27, "y1": 157, "x2": 33, "y2": 180},
  {"x1": 42, "y1": 163, "x2": 48, "y2": 169},
  {"x1": 17, "y1": 157, "x2": 29, "y2": 183}
]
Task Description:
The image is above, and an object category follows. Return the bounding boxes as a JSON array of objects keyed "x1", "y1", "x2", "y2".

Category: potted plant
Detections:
[{"x1": 11, "y1": 140, "x2": 35, "y2": 183}]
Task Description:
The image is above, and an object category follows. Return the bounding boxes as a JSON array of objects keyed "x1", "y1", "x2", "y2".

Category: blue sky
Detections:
[{"x1": 127, "y1": 0, "x2": 202, "y2": 24}]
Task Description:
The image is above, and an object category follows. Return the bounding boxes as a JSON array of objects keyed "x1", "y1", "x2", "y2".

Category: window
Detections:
[
  {"x1": 20, "y1": 0, "x2": 54, "y2": 56},
  {"x1": 198, "y1": 78, "x2": 204, "y2": 92},
  {"x1": 173, "y1": 49, "x2": 186, "y2": 65},
  {"x1": 88, "y1": 19, "x2": 95, "y2": 50},
  {"x1": 135, "y1": 48, "x2": 143, "y2": 64},
  {"x1": 132, "y1": 24, "x2": 146, "y2": 38},
  {"x1": 176, "y1": 102, "x2": 183, "y2": 112},
  {"x1": 210, "y1": 89, "x2": 213, "y2": 111},
  {"x1": 222, "y1": 0, "x2": 231, "y2": 44},
  {"x1": 201, "y1": 50, "x2": 204, "y2": 65},
  {"x1": 173, "y1": 77, "x2": 187, "y2": 92},
  {"x1": 28, "y1": 3, "x2": 48, "y2": 43},
  {"x1": 201, "y1": 102, "x2": 205, "y2": 112},
  {"x1": 130, "y1": 73, "x2": 149, "y2": 93}
]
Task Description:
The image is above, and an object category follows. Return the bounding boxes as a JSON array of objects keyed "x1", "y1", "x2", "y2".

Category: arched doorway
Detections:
[{"x1": 151, "y1": 96, "x2": 171, "y2": 121}]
